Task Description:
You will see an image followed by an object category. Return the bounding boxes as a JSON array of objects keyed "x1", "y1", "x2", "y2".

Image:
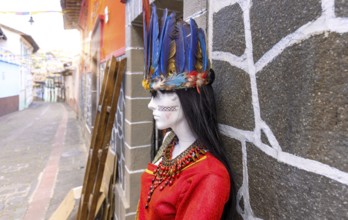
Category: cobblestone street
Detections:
[{"x1": 0, "y1": 102, "x2": 87, "y2": 220}]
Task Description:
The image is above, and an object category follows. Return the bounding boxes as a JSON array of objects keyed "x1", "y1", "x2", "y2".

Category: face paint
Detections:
[
  {"x1": 148, "y1": 91, "x2": 184, "y2": 130},
  {"x1": 157, "y1": 105, "x2": 179, "y2": 111}
]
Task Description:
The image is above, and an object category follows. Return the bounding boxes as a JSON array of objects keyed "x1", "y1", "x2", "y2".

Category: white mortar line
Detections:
[
  {"x1": 219, "y1": 124, "x2": 254, "y2": 142},
  {"x1": 243, "y1": 0, "x2": 262, "y2": 140},
  {"x1": 125, "y1": 142, "x2": 151, "y2": 149},
  {"x1": 126, "y1": 71, "x2": 143, "y2": 75},
  {"x1": 240, "y1": 140, "x2": 260, "y2": 220},
  {"x1": 125, "y1": 212, "x2": 137, "y2": 217},
  {"x1": 125, "y1": 119, "x2": 152, "y2": 125},
  {"x1": 220, "y1": 124, "x2": 348, "y2": 185},
  {"x1": 125, "y1": 96, "x2": 151, "y2": 100},
  {"x1": 184, "y1": 9, "x2": 207, "y2": 21},
  {"x1": 208, "y1": 0, "x2": 214, "y2": 63},
  {"x1": 327, "y1": 18, "x2": 348, "y2": 33},
  {"x1": 255, "y1": 17, "x2": 348, "y2": 73},
  {"x1": 236, "y1": 184, "x2": 245, "y2": 216},
  {"x1": 279, "y1": 152, "x2": 348, "y2": 185},
  {"x1": 125, "y1": 164, "x2": 145, "y2": 174},
  {"x1": 125, "y1": 46, "x2": 144, "y2": 51},
  {"x1": 321, "y1": 0, "x2": 335, "y2": 18},
  {"x1": 212, "y1": 51, "x2": 248, "y2": 72},
  {"x1": 259, "y1": 120, "x2": 282, "y2": 151}
]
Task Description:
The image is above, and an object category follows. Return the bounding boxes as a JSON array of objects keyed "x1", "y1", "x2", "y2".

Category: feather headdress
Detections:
[{"x1": 142, "y1": 1, "x2": 212, "y2": 92}]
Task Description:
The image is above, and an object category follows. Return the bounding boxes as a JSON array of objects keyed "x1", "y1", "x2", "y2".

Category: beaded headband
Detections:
[{"x1": 142, "y1": 2, "x2": 212, "y2": 92}]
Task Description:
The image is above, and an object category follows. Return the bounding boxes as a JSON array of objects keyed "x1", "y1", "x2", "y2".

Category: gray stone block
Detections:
[
  {"x1": 124, "y1": 98, "x2": 152, "y2": 122},
  {"x1": 213, "y1": 4, "x2": 245, "y2": 56},
  {"x1": 126, "y1": 213, "x2": 136, "y2": 220},
  {"x1": 125, "y1": 171, "x2": 142, "y2": 212},
  {"x1": 221, "y1": 135, "x2": 243, "y2": 190},
  {"x1": 125, "y1": 122, "x2": 153, "y2": 146},
  {"x1": 220, "y1": 135, "x2": 244, "y2": 220},
  {"x1": 250, "y1": 0, "x2": 321, "y2": 62},
  {"x1": 124, "y1": 145, "x2": 151, "y2": 170},
  {"x1": 126, "y1": 49, "x2": 145, "y2": 73},
  {"x1": 213, "y1": 60, "x2": 254, "y2": 130},
  {"x1": 336, "y1": 0, "x2": 348, "y2": 17},
  {"x1": 257, "y1": 33, "x2": 348, "y2": 172},
  {"x1": 184, "y1": 0, "x2": 206, "y2": 20},
  {"x1": 126, "y1": 25, "x2": 143, "y2": 48},
  {"x1": 125, "y1": 73, "x2": 151, "y2": 98},
  {"x1": 261, "y1": 129, "x2": 271, "y2": 146},
  {"x1": 114, "y1": 183, "x2": 128, "y2": 220},
  {"x1": 247, "y1": 143, "x2": 348, "y2": 219}
]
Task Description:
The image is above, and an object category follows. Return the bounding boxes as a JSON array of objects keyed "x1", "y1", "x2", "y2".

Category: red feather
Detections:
[{"x1": 142, "y1": 0, "x2": 151, "y2": 32}]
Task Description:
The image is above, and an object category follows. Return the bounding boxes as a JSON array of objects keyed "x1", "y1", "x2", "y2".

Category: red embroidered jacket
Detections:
[{"x1": 137, "y1": 152, "x2": 230, "y2": 220}]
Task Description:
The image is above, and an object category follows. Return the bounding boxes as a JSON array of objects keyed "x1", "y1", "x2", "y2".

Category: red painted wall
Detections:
[
  {"x1": 0, "y1": 95, "x2": 19, "y2": 117},
  {"x1": 80, "y1": 0, "x2": 125, "y2": 63}
]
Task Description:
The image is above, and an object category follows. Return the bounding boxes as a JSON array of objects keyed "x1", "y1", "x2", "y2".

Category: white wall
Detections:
[
  {"x1": 0, "y1": 29, "x2": 21, "y2": 56},
  {"x1": 0, "y1": 62, "x2": 20, "y2": 98},
  {"x1": 0, "y1": 26, "x2": 35, "y2": 109}
]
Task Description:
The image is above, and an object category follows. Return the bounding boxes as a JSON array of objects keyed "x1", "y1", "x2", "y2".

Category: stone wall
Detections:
[
  {"x1": 113, "y1": 0, "x2": 348, "y2": 219},
  {"x1": 113, "y1": 1, "x2": 153, "y2": 219},
  {"x1": 208, "y1": 0, "x2": 348, "y2": 219}
]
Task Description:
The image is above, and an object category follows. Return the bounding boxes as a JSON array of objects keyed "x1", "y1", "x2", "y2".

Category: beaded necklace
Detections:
[{"x1": 145, "y1": 136, "x2": 206, "y2": 208}]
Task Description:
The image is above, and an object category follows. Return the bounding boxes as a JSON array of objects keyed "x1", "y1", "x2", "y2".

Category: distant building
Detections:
[{"x1": 0, "y1": 24, "x2": 39, "y2": 117}]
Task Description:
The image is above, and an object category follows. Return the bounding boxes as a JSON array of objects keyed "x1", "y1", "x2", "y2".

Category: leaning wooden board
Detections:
[{"x1": 76, "y1": 57, "x2": 126, "y2": 220}]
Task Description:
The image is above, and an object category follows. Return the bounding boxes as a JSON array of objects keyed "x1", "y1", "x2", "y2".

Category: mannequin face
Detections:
[{"x1": 148, "y1": 91, "x2": 184, "y2": 130}]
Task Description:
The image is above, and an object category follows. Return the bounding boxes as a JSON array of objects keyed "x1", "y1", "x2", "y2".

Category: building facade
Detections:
[{"x1": 0, "y1": 24, "x2": 39, "y2": 117}]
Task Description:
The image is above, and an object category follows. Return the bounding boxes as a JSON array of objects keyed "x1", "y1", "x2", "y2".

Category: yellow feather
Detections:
[{"x1": 168, "y1": 40, "x2": 176, "y2": 73}]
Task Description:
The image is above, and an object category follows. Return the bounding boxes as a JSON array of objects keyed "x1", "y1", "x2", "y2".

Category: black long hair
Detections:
[{"x1": 175, "y1": 83, "x2": 237, "y2": 219}]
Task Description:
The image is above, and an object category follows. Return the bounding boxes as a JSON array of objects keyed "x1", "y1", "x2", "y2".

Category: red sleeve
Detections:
[{"x1": 175, "y1": 172, "x2": 230, "y2": 220}]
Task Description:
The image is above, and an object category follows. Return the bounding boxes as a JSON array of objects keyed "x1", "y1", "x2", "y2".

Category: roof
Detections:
[
  {"x1": 60, "y1": 0, "x2": 82, "y2": 29},
  {"x1": 0, "y1": 27, "x2": 7, "y2": 40},
  {"x1": 0, "y1": 23, "x2": 39, "y2": 53}
]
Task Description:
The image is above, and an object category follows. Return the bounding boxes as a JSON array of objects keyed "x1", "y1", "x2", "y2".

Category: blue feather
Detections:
[
  {"x1": 198, "y1": 28, "x2": 208, "y2": 71},
  {"x1": 175, "y1": 22, "x2": 185, "y2": 74},
  {"x1": 151, "y1": 5, "x2": 160, "y2": 78},
  {"x1": 188, "y1": 19, "x2": 198, "y2": 72},
  {"x1": 158, "y1": 9, "x2": 168, "y2": 75},
  {"x1": 158, "y1": 9, "x2": 168, "y2": 50},
  {"x1": 160, "y1": 12, "x2": 176, "y2": 75},
  {"x1": 165, "y1": 73, "x2": 186, "y2": 86},
  {"x1": 147, "y1": 11, "x2": 153, "y2": 75},
  {"x1": 159, "y1": 9, "x2": 168, "y2": 36},
  {"x1": 181, "y1": 23, "x2": 190, "y2": 72}
]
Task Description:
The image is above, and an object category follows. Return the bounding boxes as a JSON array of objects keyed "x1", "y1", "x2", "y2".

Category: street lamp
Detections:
[{"x1": 28, "y1": 16, "x2": 34, "y2": 25}]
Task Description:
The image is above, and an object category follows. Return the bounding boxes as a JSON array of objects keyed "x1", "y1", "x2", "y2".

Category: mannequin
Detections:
[
  {"x1": 148, "y1": 91, "x2": 197, "y2": 159},
  {"x1": 137, "y1": 3, "x2": 236, "y2": 219},
  {"x1": 137, "y1": 83, "x2": 236, "y2": 220}
]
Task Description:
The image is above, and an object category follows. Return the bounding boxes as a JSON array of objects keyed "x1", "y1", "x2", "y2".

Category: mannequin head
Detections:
[
  {"x1": 148, "y1": 90, "x2": 197, "y2": 146},
  {"x1": 148, "y1": 91, "x2": 184, "y2": 130}
]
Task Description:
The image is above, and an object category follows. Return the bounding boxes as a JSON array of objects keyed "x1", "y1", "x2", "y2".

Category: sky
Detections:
[{"x1": 0, "y1": 0, "x2": 80, "y2": 55}]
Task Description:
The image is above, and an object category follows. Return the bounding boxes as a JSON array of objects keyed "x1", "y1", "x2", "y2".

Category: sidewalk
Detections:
[{"x1": 0, "y1": 102, "x2": 87, "y2": 220}]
